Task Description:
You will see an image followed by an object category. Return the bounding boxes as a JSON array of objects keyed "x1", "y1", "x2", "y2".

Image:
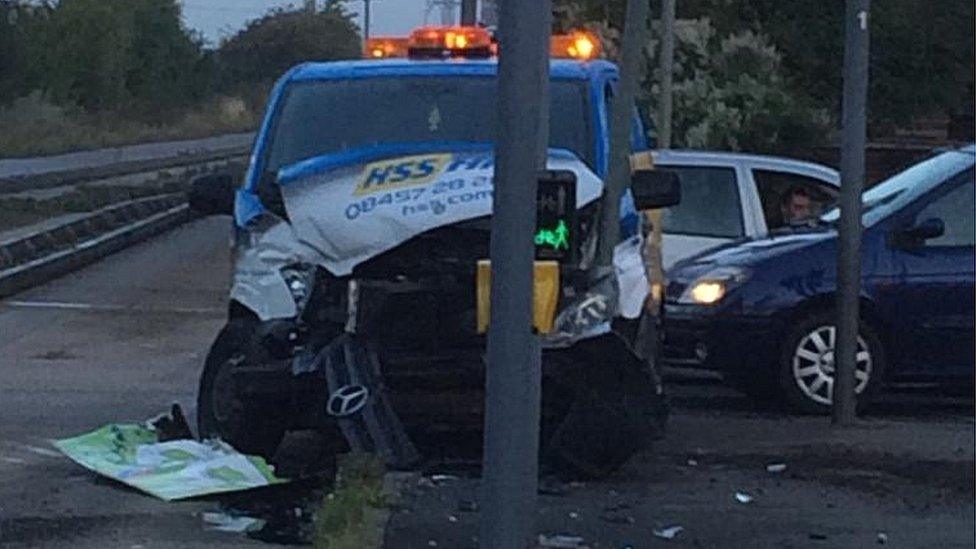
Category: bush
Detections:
[
  {"x1": 0, "y1": 92, "x2": 257, "y2": 158},
  {"x1": 642, "y1": 19, "x2": 830, "y2": 152}
]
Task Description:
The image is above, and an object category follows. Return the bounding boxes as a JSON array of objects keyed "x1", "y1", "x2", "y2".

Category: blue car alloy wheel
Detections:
[{"x1": 778, "y1": 311, "x2": 885, "y2": 414}]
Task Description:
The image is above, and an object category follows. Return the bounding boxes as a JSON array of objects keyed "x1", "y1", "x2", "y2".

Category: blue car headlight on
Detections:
[
  {"x1": 280, "y1": 264, "x2": 316, "y2": 314},
  {"x1": 678, "y1": 266, "x2": 751, "y2": 305}
]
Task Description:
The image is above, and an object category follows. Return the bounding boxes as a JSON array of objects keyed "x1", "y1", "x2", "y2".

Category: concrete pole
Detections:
[
  {"x1": 440, "y1": 2, "x2": 454, "y2": 25},
  {"x1": 461, "y1": 0, "x2": 477, "y2": 25},
  {"x1": 480, "y1": 0, "x2": 550, "y2": 546},
  {"x1": 833, "y1": 0, "x2": 870, "y2": 425},
  {"x1": 363, "y1": 0, "x2": 371, "y2": 39},
  {"x1": 658, "y1": 0, "x2": 676, "y2": 149},
  {"x1": 596, "y1": 0, "x2": 651, "y2": 268},
  {"x1": 481, "y1": 0, "x2": 498, "y2": 27}
]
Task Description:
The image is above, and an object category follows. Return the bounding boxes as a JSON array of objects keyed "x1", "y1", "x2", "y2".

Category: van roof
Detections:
[{"x1": 285, "y1": 58, "x2": 618, "y2": 83}]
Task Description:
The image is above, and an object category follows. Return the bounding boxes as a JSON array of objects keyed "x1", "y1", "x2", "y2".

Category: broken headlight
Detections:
[{"x1": 280, "y1": 264, "x2": 316, "y2": 315}]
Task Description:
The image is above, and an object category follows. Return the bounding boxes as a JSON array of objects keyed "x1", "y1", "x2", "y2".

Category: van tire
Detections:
[{"x1": 197, "y1": 320, "x2": 287, "y2": 457}]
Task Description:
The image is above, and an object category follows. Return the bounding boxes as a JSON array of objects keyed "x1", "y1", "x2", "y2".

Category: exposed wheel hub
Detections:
[{"x1": 820, "y1": 351, "x2": 835, "y2": 373}]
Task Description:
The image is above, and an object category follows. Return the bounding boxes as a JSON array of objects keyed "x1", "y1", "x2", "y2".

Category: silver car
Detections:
[{"x1": 652, "y1": 150, "x2": 840, "y2": 269}]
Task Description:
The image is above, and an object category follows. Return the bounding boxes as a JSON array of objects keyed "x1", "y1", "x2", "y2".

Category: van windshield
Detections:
[{"x1": 264, "y1": 77, "x2": 593, "y2": 172}]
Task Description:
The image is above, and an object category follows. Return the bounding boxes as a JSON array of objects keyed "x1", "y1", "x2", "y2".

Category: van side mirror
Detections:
[
  {"x1": 895, "y1": 217, "x2": 945, "y2": 247},
  {"x1": 188, "y1": 173, "x2": 236, "y2": 216},
  {"x1": 631, "y1": 169, "x2": 681, "y2": 210}
]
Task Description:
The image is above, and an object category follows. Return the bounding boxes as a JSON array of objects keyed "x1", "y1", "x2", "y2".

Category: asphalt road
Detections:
[
  {"x1": 0, "y1": 218, "x2": 972, "y2": 548},
  {"x1": 0, "y1": 217, "x2": 246, "y2": 548}
]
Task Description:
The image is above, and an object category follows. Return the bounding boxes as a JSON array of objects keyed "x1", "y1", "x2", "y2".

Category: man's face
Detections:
[{"x1": 783, "y1": 192, "x2": 812, "y2": 223}]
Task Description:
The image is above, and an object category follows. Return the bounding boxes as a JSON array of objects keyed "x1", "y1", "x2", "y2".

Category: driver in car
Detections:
[{"x1": 781, "y1": 185, "x2": 813, "y2": 225}]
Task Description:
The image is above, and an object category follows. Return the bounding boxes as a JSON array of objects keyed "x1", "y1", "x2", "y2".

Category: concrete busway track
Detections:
[{"x1": 0, "y1": 138, "x2": 249, "y2": 298}]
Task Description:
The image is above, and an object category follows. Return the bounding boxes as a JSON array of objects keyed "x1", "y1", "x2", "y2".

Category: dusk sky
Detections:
[{"x1": 180, "y1": 0, "x2": 435, "y2": 46}]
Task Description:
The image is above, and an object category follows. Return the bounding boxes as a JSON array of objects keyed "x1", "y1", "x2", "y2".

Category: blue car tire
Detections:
[{"x1": 777, "y1": 310, "x2": 885, "y2": 414}]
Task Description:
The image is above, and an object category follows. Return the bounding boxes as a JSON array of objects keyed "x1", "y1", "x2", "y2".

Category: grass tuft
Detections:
[{"x1": 314, "y1": 453, "x2": 389, "y2": 549}]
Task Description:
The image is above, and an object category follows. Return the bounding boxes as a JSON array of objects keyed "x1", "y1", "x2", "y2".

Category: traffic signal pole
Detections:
[
  {"x1": 364, "y1": 0, "x2": 371, "y2": 39},
  {"x1": 461, "y1": 0, "x2": 477, "y2": 25},
  {"x1": 833, "y1": 0, "x2": 870, "y2": 425},
  {"x1": 480, "y1": 0, "x2": 551, "y2": 546},
  {"x1": 596, "y1": 0, "x2": 650, "y2": 268},
  {"x1": 657, "y1": 0, "x2": 676, "y2": 149}
]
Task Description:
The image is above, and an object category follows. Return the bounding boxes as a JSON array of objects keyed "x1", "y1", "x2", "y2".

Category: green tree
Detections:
[
  {"x1": 2, "y1": 0, "x2": 209, "y2": 113},
  {"x1": 0, "y1": 1, "x2": 26, "y2": 103},
  {"x1": 39, "y1": 0, "x2": 135, "y2": 110},
  {"x1": 554, "y1": 0, "x2": 975, "y2": 138},
  {"x1": 679, "y1": 0, "x2": 974, "y2": 132},
  {"x1": 217, "y1": 4, "x2": 361, "y2": 90},
  {"x1": 126, "y1": 0, "x2": 213, "y2": 110}
]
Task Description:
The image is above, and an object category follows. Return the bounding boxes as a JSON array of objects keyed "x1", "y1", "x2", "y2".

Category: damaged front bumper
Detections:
[
  {"x1": 224, "y1": 319, "x2": 668, "y2": 474},
  {"x1": 218, "y1": 197, "x2": 663, "y2": 473}
]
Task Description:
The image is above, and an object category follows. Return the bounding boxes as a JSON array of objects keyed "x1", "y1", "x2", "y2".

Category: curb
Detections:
[{"x1": 0, "y1": 196, "x2": 192, "y2": 298}]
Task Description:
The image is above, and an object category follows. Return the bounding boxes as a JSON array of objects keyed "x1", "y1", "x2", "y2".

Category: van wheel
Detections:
[
  {"x1": 541, "y1": 334, "x2": 668, "y2": 479},
  {"x1": 197, "y1": 320, "x2": 287, "y2": 457},
  {"x1": 778, "y1": 311, "x2": 885, "y2": 415}
]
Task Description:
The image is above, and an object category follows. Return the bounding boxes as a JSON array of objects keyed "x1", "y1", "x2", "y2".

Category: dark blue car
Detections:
[{"x1": 663, "y1": 145, "x2": 975, "y2": 413}]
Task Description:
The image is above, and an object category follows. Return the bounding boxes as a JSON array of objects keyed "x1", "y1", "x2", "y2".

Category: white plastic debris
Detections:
[
  {"x1": 447, "y1": 514, "x2": 458, "y2": 523},
  {"x1": 652, "y1": 526, "x2": 683, "y2": 540},
  {"x1": 202, "y1": 512, "x2": 266, "y2": 533},
  {"x1": 686, "y1": 458, "x2": 699, "y2": 467},
  {"x1": 734, "y1": 492, "x2": 753, "y2": 504},
  {"x1": 430, "y1": 474, "x2": 459, "y2": 483},
  {"x1": 766, "y1": 463, "x2": 787, "y2": 473},
  {"x1": 877, "y1": 532, "x2": 888, "y2": 545},
  {"x1": 538, "y1": 534, "x2": 588, "y2": 548},
  {"x1": 569, "y1": 511, "x2": 579, "y2": 519}
]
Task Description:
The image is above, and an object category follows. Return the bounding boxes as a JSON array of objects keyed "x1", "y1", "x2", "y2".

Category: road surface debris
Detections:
[
  {"x1": 652, "y1": 525, "x2": 684, "y2": 540},
  {"x1": 734, "y1": 491, "x2": 753, "y2": 504},
  {"x1": 766, "y1": 463, "x2": 787, "y2": 473}
]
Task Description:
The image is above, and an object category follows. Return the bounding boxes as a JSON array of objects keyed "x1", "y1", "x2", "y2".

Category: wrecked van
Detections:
[{"x1": 188, "y1": 26, "x2": 679, "y2": 477}]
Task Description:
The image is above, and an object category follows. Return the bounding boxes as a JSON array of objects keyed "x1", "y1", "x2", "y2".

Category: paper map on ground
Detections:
[{"x1": 54, "y1": 424, "x2": 285, "y2": 501}]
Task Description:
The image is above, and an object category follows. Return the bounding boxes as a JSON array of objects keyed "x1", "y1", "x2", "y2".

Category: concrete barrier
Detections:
[
  {"x1": 0, "y1": 195, "x2": 191, "y2": 298},
  {"x1": 0, "y1": 148, "x2": 249, "y2": 194}
]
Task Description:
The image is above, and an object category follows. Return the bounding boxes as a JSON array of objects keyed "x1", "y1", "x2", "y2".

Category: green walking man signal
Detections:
[{"x1": 535, "y1": 219, "x2": 571, "y2": 251}]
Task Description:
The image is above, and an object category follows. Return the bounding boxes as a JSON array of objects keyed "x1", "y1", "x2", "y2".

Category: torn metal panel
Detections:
[
  {"x1": 230, "y1": 217, "x2": 319, "y2": 321},
  {"x1": 542, "y1": 333, "x2": 668, "y2": 477},
  {"x1": 614, "y1": 234, "x2": 649, "y2": 319}
]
